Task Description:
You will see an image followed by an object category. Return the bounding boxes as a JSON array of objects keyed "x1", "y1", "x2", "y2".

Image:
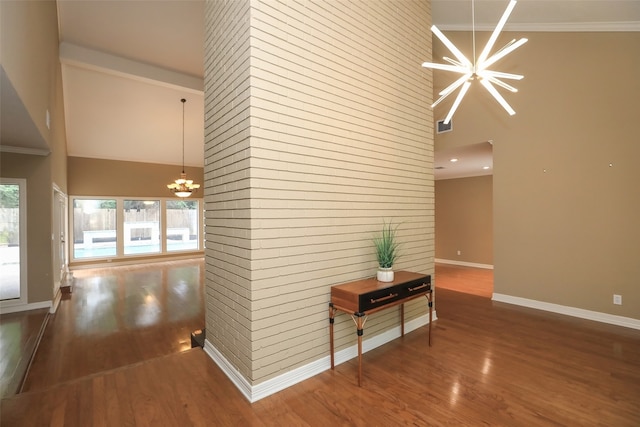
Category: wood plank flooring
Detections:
[
  {"x1": 21, "y1": 259, "x2": 205, "y2": 393},
  {"x1": 434, "y1": 262, "x2": 493, "y2": 297},
  {"x1": 0, "y1": 308, "x2": 49, "y2": 399},
  {"x1": 2, "y1": 261, "x2": 639, "y2": 426}
]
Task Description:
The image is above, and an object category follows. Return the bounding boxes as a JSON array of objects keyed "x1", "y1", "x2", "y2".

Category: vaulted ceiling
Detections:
[{"x1": 3, "y1": 1, "x2": 640, "y2": 178}]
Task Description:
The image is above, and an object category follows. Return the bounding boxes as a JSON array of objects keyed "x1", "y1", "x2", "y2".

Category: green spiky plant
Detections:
[{"x1": 373, "y1": 221, "x2": 400, "y2": 269}]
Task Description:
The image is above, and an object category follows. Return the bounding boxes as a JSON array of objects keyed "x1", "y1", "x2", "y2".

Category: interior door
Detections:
[{"x1": 52, "y1": 187, "x2": 68, "y2": 295}]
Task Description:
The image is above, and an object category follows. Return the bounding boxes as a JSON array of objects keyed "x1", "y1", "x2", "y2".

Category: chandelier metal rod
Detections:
[
  {"x1": 167, "y1": 98, "x2": 200, "y2": 197},
  {"x1": 422, "y1": 0, "x2": 527, "y2": 124},
  {"x1": 181, "y1": 98, "x2": 186, "y2": 173}
]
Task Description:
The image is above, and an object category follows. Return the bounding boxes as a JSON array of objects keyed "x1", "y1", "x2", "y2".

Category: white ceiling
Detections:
[
  {"x1": 2, "y1": 1, "x2": 639, "y2": 178},
  {"x1": 57, "y1": 0, "x2": 206, "y2": 168},
  {"x1": 432, "y1": 0, "x2": 640, "y2": 31}
]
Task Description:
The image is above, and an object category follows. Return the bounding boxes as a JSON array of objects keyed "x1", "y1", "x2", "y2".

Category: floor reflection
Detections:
[
  {"x1": 0, "y1": 308, "x2": 48, "y2": 398},
  {"x1": 22, "y1": 258, "x2": 205, "y2": 393},
  {"x1": 72, "y1": 260, "x2": 203, "y2": 333}
]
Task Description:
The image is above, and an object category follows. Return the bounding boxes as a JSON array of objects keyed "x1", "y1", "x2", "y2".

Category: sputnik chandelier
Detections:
[
  {"x1": 422, "y1": 0, "x2": 527, "y2": 124},
  {"x1": 167, "y1": 98, "x2": 200, "y2": 198}
]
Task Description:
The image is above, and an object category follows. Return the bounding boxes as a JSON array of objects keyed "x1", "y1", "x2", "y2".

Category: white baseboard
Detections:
[
  {"x1": 50, "y1": 289, "x2": 62, "y2": 313},
  {"x1": 70, "y1": 254, "x2": 203, "y2": 270},
  {"x1": 492, "y1": 293, "x2": 640, "y2": 331},
  {"x1": 0, "y1": 300, "x2": 52, "y2": 315},
  {"x1": 203, "y1": 341, "x2": 253, "y2": 401},
  {"x1": 203, "y1": 310, "x2": 437, "y2": 402},
  {"x1": 435, "y1": 259, "x2": 493, "y2": 269}
]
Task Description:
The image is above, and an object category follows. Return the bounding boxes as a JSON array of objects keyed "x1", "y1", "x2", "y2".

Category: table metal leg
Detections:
[
  {"x1": 329, "y1": 304, "x2": 335, "y2": 369},
  {"x1": 356, "y1": 314, "x2": 364, "y2": 386},
  {"x1": 427, "y1": 291, "x2": 433, "y2": 346}
]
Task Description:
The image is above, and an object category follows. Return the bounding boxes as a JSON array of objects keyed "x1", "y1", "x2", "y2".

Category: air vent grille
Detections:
[{"x1": 436, "y1": 120, "x2": 452, "y2": 134}]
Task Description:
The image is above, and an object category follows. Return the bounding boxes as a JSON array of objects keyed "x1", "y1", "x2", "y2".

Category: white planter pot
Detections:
[{"x1": 377, "y1": 268, "x2": 394, "y2": 282}]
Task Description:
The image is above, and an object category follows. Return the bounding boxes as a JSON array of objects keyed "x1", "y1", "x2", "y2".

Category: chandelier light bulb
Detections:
[{"x1": 422, "y1": 0, "x2": 527, "y2": 124}]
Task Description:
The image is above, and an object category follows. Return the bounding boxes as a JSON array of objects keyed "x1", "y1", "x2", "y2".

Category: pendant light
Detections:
[
  {"x1": 422, "y1": 0, "x2": 527, "y2": 124},
  {"x1": 167, "y1": 98, "x2": 200, "y2": 198}
]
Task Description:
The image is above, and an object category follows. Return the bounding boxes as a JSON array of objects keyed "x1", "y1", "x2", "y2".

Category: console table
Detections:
[{"x1": 329, "y1": 271, "x2": 433, "y2": 386}]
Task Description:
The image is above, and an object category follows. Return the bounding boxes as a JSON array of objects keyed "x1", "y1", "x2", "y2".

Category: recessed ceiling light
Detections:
[
  {"x1": 450, "y1": 158, "x2": 458, "y2": 163},
  {"x1": 483, "y1": 166, "x2": 491, "y2": 170}
]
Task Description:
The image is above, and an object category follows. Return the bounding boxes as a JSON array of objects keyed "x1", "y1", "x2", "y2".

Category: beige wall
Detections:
[
  {"x1": 1, "y1": 1, "x2": 66, "y2": 305},
  {"x1": 68, "y1": 156, "x2": 204, "y2": 198},
  {"x1": 1, "y1": 0, "x2": 58, "y2": 150},
  {"x1": 434, "y1": 32, "x2": 640, "y2": 320},
  {"x1": 204, "y1": 0, "x2": 434, "y2": 386},
  {"x1": 435, "y1": 176, "x2": 492, "y2": 265}
]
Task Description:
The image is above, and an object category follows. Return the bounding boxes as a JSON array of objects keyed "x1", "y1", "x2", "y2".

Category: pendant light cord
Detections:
[
  {"x1": 472, "y1": 0, "x2": 476, "y2": 71},
  {"x1": 181, "y1": 98, "x2": 186, "y2": 174}
]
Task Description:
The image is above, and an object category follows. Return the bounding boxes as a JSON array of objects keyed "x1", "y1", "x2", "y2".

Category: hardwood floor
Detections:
[
  {"x1": 21, "y1": 258, "x2": 205, "y2": 393},
  {"x1": 435, "y1": 262, "x2": 493, "y2": 297},
  {"x1": 0, "y1": 308, "x2": 49, "y2": 399},
  {"x1": 2, "y1": 261, "x2": 639, "y2": 426}
]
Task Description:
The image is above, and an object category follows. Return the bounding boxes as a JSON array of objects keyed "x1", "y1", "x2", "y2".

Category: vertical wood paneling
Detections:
[{"x1": 205, "y1": 0, "x2": 433, "y2": 386}]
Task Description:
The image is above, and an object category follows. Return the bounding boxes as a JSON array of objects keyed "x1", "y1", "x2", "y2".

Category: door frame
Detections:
[
  {"x1": 0, "y1": 177, "x2": 28, "y2": 308},
  {"x1": 52, "y1": 183, "x2": 69, "y2": 312}
]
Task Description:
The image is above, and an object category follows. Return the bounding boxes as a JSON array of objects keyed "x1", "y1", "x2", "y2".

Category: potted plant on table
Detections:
[{"x1": 373, "y1": 221, "x2": 400, "y2": 282}]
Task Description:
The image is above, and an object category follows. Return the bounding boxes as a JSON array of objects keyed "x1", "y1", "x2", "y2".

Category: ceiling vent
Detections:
[{"x1": 436, "y1": 119, "x2": 452, "y2": 134}]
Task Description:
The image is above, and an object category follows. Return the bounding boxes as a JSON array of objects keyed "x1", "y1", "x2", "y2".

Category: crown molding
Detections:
[
  {"x1": 438, "y1": 21, "x2": 640, "y2": 32},
  {"x1": 0, "y1": 145, "x2": 50, "y2": 156}
]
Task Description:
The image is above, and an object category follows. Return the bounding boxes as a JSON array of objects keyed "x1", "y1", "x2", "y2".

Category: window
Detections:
[
  {"x1": 166, "y1": 200, "x2": 199, "y2": 252},
  {"x1": 124, "y1": 200, "x2": 160, "y2": 255},
  {"x1": 73, "y1": 199, "x2": 117, "y2": 259},
  {"x1": 71, "y1": 197, "x2": 202, "y2": 262}
]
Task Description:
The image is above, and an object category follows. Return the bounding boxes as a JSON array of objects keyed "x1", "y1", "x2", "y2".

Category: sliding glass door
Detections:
[{"x1": 0, "y1": 179, "x2": 27, "y2": 305}]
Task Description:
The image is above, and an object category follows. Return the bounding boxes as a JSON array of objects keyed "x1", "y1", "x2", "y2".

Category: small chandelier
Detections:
[
  {"x1": 422, "y1": 0, "x2": 527, "y2": 124},
  {"x1": 167, "y1": 98, "x2": 200, "y2": 198}
]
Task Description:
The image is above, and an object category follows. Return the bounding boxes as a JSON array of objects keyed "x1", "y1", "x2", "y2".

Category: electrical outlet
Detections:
[
  {"x1": 613, "y1": 294, "x2": 622, "y2": 305},
  {"x1": 457, "y1": 250, "x2": 461, "y2": 256}
]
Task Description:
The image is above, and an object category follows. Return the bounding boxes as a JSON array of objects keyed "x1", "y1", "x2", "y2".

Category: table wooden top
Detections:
[{"x1": 330, "y1": 271, "x2": 429, "y2": 295}]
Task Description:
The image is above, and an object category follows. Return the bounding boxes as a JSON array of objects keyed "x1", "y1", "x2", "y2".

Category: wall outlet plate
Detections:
[{"x1": 613, "y1": 294, "x2": 622, "y2": 305}]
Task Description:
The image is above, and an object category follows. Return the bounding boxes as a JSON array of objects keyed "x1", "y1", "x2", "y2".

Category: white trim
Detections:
[
  {"x1": 492, "y1": 293, "x2": 640, "y2": 331},
  {"x1": 0, "y1": 145, "x2": 50, "y2": 156},
  {"x1": 506, "y1": 21, "x2": 640, "y2": 32},
  {"x1": 435, "y1": 258, "x2": 493, "y2": 269},
  {"x1": 203, "y1": 311, "x2": 437, "y2": 402},
  {"x1": 70, "y1": 254, "x2": 203, "y2": 270},
  {"x1": 0, "y1": 300, "x2": 52, "y2": 315},
  {"x1": 438, "y1": 22, "x2": 640, "y2": 33},
  {"x1": 252, "y1": 354, "x2": 329, "y2": 402},
  {"x1": 60, "y1": 42, "x2": 204, "y2": 94},
  {"x1": 50, "y1": 289, "x2": 62, "y2": 314},
  {"x1": 52, "y1": 185, "x2": 69, "y2": 302},
  {"x1": 203, "y1": 340, "x2": 252, "y2": 402}
]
